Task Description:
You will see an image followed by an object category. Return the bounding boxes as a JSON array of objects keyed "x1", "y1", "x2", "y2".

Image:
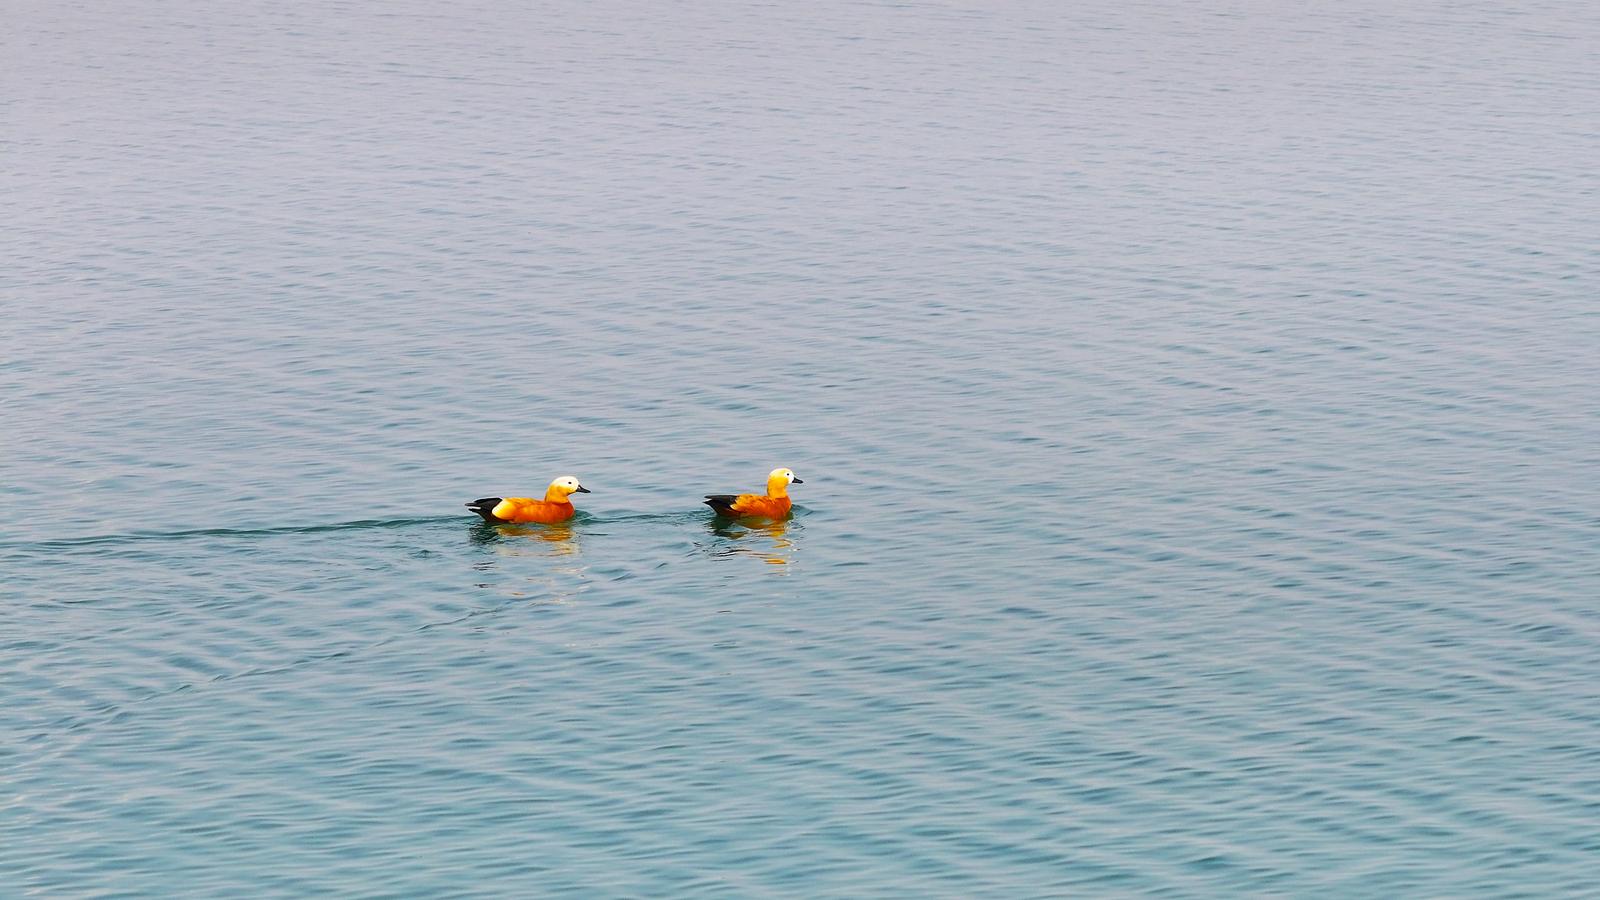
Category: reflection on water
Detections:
[
  {"x1": 469, "y1": 521, "x2": 582, "y2": 558},
  {"x1": 467, "y1": 521, "x2": 586, "y2": 603},
  {"x1": 704, "y1": 516, "x2": 800, "y2": 567}
]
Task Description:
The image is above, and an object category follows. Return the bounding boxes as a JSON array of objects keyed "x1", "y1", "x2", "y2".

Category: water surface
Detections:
[{"x1": 4, "y1": 0, "x2": 1599, "y2": 895}]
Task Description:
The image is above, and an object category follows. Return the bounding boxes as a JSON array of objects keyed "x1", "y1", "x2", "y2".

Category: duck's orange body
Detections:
[
  {"x1": 484, "y1": 497, "x2": 577, "y2": 524},
  {"x1": 705, "y1": 467, "x2": 803, "y2": 520},
  {"x1": 709, "y1": 494, "x2": 792, "y2": 519},
  {"x1": 467, "y1": 476, "x2": 589, "y2": 524}
]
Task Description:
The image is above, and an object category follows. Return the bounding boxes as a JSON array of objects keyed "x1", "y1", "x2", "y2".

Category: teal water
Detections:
[{"x1": 5, "y1": 0, "x2": 1600, "y2": 895}]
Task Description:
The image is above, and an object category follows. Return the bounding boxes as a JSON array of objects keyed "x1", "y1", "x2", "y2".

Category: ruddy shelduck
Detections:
[
  {"x1": 466, "y1": 475, "x2": 590, "y2": 524},
  {"x1": 704, "y1": 467, "x2": 803, "y2": 520}
]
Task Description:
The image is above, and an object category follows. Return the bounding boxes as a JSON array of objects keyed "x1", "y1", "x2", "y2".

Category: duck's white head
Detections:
[
  {"x1": 766, "y1": 467, "x2": 803, "y2": 496},
  {"x1": 546, "y1": 475, "x2": 590, "y2": 502}
]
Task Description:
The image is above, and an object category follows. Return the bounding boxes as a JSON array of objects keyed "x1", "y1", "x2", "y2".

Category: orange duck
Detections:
[
  {"x1": 704, "y1": 467, "x2": 803, "y2": 520},
  {"x1": 466, "y1": 475, "x2": 590, "y2": 524}
]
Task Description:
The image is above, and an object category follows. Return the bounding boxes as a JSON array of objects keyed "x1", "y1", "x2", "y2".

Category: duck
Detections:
[
  {"x1": 704, "y1": 467, "x2": 803, "y2": 520},
  {"x1": 466, "y1": 475, "x2": 590, "y2": 524}
]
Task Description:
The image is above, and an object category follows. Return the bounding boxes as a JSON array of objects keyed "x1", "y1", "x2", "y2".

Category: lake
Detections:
[{"x1": 4, "y1": 0, "x2": 1599, "y2": 895}]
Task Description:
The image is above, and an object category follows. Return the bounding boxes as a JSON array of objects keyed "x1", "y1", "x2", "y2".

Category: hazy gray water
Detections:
[{"x1": 5, "y1": 0, "x2": 1599, "y2": 895}]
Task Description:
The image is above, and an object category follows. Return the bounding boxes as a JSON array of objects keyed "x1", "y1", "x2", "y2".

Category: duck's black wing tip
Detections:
[
  {"x1": 465, "y1": 498, "x2": 504, "y2": 523},
  {"x1": 703, "y1": 495, "x2": 740, "y2": 517}
]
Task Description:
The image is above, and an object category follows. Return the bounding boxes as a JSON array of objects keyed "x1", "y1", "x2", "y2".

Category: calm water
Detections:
[{"x1": 5, "y1": 0, "x2": 1600, "y2": 895}]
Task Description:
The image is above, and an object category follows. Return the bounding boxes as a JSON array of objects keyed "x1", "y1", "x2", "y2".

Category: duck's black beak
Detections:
[
  {"x1": 791, "y1": 477, "x2": 804, "y2": 484},
  {"x1": 576, "y1": 485, "x2": 591, "y2": 493}
]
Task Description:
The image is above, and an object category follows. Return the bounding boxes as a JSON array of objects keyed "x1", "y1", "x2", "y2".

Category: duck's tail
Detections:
[
  {"x1": 465, "y1": 498, "x2": 505, "y2": 523},
  {"x1": 704, "y1": 495, "x2": 740, "y2": 517}
]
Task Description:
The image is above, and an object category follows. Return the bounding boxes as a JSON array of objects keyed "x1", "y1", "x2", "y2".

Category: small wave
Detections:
[{"x1": 0, "y1": 515, "x2": 463, "y2": 553}]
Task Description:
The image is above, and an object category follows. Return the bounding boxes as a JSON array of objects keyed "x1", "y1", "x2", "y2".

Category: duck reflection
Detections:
[
  {"x1": 469, "y1": 520, "x2": 581, "y2": 558},
  {"x1": 705, "y1": 516, "x2": 799, "y2": 567},
  {"x1": 464, "y1": 521, "x2": 586, "y2": 607}
]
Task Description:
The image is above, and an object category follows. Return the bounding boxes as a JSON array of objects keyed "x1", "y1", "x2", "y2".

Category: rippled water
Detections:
[{"x1": 5, "y1": 0, "x2": 1599, "y2": 895}]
